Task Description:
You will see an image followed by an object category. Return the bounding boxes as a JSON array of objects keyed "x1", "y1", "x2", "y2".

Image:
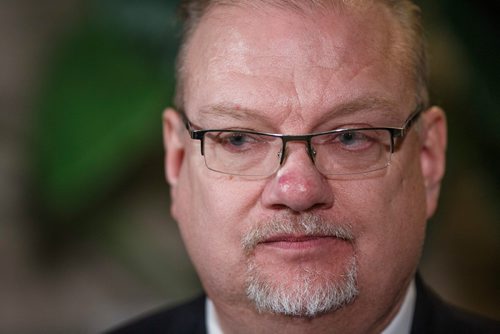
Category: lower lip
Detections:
[{"x1": 260, "y1": 236, "x2": 345, "y2": 251}]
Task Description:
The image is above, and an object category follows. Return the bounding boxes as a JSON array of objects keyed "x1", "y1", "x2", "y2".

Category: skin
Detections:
[{"x1": 163, "y1": 2, "x2": 447, "y2": 333}]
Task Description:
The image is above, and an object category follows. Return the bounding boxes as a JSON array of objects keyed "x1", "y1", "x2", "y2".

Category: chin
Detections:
[{"x1": 245, "y1": 257, "x2": 359, "y2": 318}]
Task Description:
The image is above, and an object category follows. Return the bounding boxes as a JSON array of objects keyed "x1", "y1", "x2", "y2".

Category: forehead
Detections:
[
  {"x1": 182, "y1": 3, "x2": 413, "y2": 126},
  {"x1": 191, "y1": 3, "x2": 394, "y2": 58}
]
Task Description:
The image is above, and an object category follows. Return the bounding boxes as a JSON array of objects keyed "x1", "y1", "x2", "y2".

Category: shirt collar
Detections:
[
  {"x1": 206, "y1": 297, "x2": 224, "y2": 334},
  {"x1": 381, "y1": 279, "x2": 416, "y2": 334}
]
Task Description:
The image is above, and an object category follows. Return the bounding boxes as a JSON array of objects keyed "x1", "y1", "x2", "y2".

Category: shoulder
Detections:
[
  {"x1": 105, "y1": 295, "x2": 206, "y2": 334},
  {"x1": 412, "y1": 276, "x2": 500, "y2": 334}
]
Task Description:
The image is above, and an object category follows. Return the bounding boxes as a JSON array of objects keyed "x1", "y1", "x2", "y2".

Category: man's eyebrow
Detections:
[
  {"x1": 197, "y1": 103, "x2": 267, "y2": 122},
  {"x1": 317, "y1": 97, "x2": 401, "y2": 124},
  {"x1": 196, "y1": 97, "x2": 402, "y2": 124}
]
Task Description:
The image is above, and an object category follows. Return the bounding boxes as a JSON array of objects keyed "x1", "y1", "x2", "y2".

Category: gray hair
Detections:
[{"x1": 174, "y1": 0, "x2": 429, "y2": 110}]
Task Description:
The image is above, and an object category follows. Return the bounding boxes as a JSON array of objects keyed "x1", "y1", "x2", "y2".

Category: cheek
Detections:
[
  {"x1": 172, "y1": 159, "x2": 263, "y2": 293},
  {"x1": 337, "y1": 152, "x2": 427, "y2": 276}
]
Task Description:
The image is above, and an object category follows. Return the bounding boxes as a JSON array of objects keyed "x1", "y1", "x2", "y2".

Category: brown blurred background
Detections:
[{"x1": 0, "y1": 0, "x2": 498, "y2": 333}]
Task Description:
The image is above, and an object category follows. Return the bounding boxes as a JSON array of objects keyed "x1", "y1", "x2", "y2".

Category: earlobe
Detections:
[
  {"x1": 420, "y1": 106, "x2": 447, "y2": 218},
  {"x1": 163, "y1": 108, "x2": 185, "y2": 186}
]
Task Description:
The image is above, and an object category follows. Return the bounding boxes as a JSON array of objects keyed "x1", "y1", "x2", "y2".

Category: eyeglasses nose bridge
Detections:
[{"x1": 278, "y1": 136, "x2": 317, "y2": 166}]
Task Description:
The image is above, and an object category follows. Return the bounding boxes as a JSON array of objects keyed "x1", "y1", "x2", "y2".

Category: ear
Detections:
[
  {"x1": 420, "y1": 106, "x2": 447, "y2": 219},
  {"x1": 163, "y1": 108, "x2": 185, "y2": 187}
]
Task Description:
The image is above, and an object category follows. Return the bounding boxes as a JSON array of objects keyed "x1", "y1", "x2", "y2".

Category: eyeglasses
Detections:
[{"x1": 184, "y1": 106, "x2": 424, "y2": 178}]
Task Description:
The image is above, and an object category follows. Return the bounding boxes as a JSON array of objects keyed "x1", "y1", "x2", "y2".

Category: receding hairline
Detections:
[{"x1": 174, "y1": 0, "x2": 428, "y2": 111}]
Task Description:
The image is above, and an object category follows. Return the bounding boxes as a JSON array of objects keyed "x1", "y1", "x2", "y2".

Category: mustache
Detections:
[{"x1": 242, "y1": 213, "x2": 354, "y2": 253}]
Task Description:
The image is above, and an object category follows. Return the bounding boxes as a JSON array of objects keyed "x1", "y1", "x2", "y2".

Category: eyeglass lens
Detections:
[{"x1": 201, "y1": 129, "x2": 393, "y2": 177}]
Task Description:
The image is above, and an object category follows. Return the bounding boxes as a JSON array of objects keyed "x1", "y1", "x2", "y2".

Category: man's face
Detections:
[{"x1": 164, "y1": 2, "x2": 446, "y2": 327}]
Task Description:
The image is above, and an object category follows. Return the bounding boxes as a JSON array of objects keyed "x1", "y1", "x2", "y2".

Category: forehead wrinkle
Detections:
[
  {"x1": 196, "y1": 103, "x2": 274, "y2": 124},
  {"x1": 316, "y1": 96, "x2": 403, "y2": 125},
  {"x1": 195, "y1": 95, "x2": 406, "y2": 130}
]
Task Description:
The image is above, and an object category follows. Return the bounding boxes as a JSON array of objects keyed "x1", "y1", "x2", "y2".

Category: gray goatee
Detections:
[{"x1": 243, "y1": 213, "x2": 359, "y2": 317}]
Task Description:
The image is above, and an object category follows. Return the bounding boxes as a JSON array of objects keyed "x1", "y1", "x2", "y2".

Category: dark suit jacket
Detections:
[{"x1": 107, "y1": 276, "x2": 499, "y2": 333}]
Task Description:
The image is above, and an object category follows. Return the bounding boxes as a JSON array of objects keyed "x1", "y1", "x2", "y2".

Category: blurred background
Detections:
[{"x1": 0, "y1": 0, "x2": 498, "y2": 332}]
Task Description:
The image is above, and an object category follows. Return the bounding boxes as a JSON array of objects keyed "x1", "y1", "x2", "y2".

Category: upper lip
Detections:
[{"x1": 261, "y1": 234, "x2": 334, "y2": 244}]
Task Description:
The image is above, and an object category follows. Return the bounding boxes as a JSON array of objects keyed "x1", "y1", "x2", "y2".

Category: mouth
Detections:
[
  {"x1": 241, "y1": 214, "x2": 354, "y2": 254},
  {"x1": 259, "y1": 234, "x2": 347, "y2": 251}
]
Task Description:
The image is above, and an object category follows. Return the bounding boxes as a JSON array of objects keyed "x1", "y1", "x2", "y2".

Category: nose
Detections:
[{"x1": 261, "y1": 142, "x2": 334, "y2": 212}]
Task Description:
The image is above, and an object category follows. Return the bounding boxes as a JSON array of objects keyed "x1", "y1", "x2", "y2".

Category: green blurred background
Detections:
[{"x1": 0, "y1": 0, "x2": 498, "y2": 332}]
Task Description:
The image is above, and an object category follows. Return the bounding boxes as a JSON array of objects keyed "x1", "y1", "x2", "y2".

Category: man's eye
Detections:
[
  {"x1": 227, "y1": 133, "x2": 251, "y2": 146},
  {"x1": 215, "y1": 132, "x2": 259, "y2": 152},
  {"x1": 338, "y1": 131, "x2": 367, "y2": 146},
  {"x1": 329, "y1": 130, "x2": 378, "y2": 152}
]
